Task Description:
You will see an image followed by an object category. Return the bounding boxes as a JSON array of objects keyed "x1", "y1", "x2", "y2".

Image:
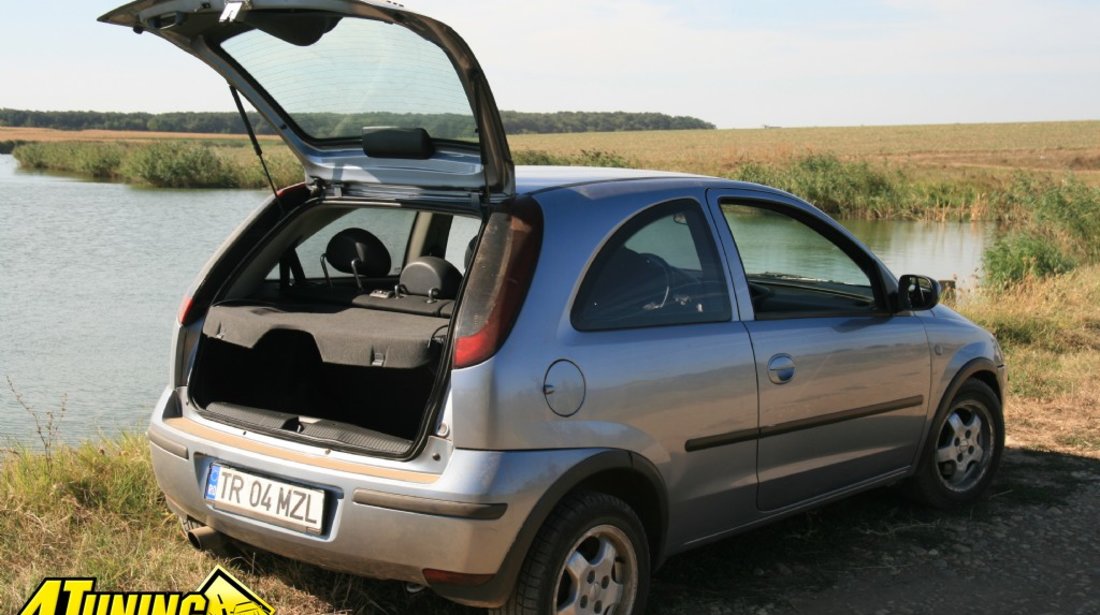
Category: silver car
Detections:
[{"x1": 102, "y1": 1, "x2": 1006, "y2": 613}]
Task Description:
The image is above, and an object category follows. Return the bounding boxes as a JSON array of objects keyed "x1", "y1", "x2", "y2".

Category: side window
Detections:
[
  {"x1": 573, "y1": 200, "x2": 732, "y2": 331},
  {"x1": 444, "y1": 215, "x2": 481, "y2": 274},
  {"x1": 296, "y1": 208, "x2": 417, "y2": 279},
  {"x1": 720, "y1": 202, "x2": 878, "y2": 318}
]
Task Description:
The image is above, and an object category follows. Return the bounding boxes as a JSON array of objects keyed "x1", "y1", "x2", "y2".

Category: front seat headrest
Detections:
[
  {"x1": 325, "y1": 228, "x2": 391, "y2": 277},
  {"x1": 400, "y1": 256, "x2": 462, "y2": 299}
]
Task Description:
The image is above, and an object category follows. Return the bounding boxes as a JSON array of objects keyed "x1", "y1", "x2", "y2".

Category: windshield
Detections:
[{"x1": 220, "y1": 15, "x2": 479, "y2": 142}]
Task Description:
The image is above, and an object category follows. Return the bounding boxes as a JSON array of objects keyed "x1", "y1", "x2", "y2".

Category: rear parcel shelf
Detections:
[
  {"x1": 200, "y1": 301, "x2": 449, "y2": 370},
  {"x1": 189, "y1": 300, "x2": 450, "y2": 443}
]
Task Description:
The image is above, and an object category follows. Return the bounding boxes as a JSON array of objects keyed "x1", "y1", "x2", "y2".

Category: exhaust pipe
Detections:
[{"x1": 186, "y1": 525, "x2": 225, "y2": 551}]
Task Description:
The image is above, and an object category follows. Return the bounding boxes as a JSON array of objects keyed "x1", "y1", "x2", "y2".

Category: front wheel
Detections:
[
  {"x1": 492, "y1": 492, "x2": 650, "y2": 615},
  {"x1": 907, "y1": 379, "x2": 1004, "y2": 508}
]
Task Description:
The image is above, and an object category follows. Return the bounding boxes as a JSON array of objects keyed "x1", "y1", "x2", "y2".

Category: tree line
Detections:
[{"x1": 0, "y1": 108, "x2": 714, "y2": 136}]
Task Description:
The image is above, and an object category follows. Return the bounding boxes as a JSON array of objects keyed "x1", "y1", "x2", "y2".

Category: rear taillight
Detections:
[{"x1": 453, "y1": 199, "x2": 542, "y2": 369}]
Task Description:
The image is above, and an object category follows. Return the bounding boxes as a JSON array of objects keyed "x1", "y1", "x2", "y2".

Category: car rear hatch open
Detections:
[{"x1": 100, "y1": 0, "x2": 515, "y2": 205}]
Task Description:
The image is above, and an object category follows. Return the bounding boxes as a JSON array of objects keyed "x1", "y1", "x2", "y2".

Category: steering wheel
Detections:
[{"x1": 638, "y1": 253, "x2": 674, "y2": 310}]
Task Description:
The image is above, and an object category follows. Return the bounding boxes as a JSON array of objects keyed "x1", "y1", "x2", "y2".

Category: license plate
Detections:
[{"x1": 205, "y1": 465, "x2": 325, "y2": 535}]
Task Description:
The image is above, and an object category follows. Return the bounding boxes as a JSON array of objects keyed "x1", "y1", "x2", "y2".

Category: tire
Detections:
[
  {"x1": 906, "y1": 379, "x2": 1004, "y2": 508},
  {"x1": 491, "y1": 492, "x2": 651, "y2": 615}
]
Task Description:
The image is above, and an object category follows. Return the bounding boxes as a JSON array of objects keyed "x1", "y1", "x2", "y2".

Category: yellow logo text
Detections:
[{"x1": 18, "y1": 567, "x2": 273, "y2": 615}]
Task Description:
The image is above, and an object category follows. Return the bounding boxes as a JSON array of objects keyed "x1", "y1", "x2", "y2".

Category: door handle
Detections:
[{"x1": 767, "y1": 354, "x2": 795, "y2": 384}]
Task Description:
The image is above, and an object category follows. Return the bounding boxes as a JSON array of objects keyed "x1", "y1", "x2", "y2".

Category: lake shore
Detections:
[{"x1": 5, "y1": 120, "x2": 1099, "y2": 220}]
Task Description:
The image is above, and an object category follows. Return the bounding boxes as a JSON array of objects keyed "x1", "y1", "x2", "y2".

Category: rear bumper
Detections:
[{"x1": 147, "y1": 389, "x2": 603, "y2": 606}]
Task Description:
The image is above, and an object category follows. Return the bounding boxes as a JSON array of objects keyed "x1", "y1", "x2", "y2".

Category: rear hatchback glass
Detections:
[{"x1": 220, "y1": 16, "x2": 478, "y2": 142}]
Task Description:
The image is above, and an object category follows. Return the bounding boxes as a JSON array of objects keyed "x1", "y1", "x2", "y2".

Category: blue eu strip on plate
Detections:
[{"x1": 205, "y1": 464, "x2": 221, "y2": 500}]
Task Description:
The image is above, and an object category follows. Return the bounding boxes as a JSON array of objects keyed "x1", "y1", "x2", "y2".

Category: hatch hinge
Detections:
[
  {"x1": 219, "y1": 0, "x2": 251, "y2": 23},
  {"x1": 305, "y1": 178, "x2": 329, "y2": 202},
  {"x1": 329, "y1": 182, "x2": 344, "y2": 199}
]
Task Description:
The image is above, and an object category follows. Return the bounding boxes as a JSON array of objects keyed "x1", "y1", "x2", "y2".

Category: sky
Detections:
[{"x1": 1, "y1": 0, "x2": 1098, "y2": 129}]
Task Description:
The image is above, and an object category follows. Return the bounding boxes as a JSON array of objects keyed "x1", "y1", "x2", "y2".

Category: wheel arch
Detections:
[
  {"x1": 570, "y1": 452, "x2": 669, "y2": 567},
  {"x1": 912, "y1": 357, "x2": 1004, "y2": 468},
  {"x1": 969, "y1": 368, "x2": 1003, "y2": 403},
  {"x1": 433, "y1": 449, "x2": 668, "y2": 608}
]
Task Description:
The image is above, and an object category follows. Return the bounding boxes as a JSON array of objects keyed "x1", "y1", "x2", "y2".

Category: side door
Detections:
[
  {"x1": 563, "y1": 197, "x2": 760, "y2": 546},
  {"x1": 707, "y1": 190, "x2": 932, "y2": 512}
]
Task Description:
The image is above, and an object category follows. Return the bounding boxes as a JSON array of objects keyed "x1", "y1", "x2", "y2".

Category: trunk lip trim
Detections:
[{"x1": 162, "y1": 416, "x2": 440, "y2": 484}]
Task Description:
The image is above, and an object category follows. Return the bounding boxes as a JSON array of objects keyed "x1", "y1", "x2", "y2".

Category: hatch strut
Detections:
[
  {"x1": 229, "y1": 84, "x2": 304, "y2": 288},
  {"x1": 229, "y1": 85, "x2": 283, "y2": 213}
]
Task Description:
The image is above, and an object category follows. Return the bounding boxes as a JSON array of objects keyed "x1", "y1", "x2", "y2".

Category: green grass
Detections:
[
  {"x1": 0, "y1": 435, "x2": 471, "y2": 614},
  {"x1": 0, "y1": 435, "x2": 196, "y2": 604},
  {"x1": 981, "y1": 174, "x2": 1100, "y2": 285}
]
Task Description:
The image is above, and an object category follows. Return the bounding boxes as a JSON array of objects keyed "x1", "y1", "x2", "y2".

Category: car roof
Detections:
[{"x1": 515, "y1": 165, "x2": 713, "y2": 195}]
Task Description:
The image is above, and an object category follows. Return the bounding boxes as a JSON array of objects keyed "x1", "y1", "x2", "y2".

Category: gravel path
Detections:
[{"x1": 647, "y1": 448, "x2": 1100, "y2": 615}]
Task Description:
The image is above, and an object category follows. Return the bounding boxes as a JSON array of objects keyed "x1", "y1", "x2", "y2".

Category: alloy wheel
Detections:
[
  {"x1": 554, "y1": 524, "x2": 638, "y2": 615},
  {"x1": 934, "y1": 399, "x2": 995, "y2": 492}
]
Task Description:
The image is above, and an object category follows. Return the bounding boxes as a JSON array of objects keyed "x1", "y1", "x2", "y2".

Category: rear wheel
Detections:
[
  {"x1": 907, "y1": 379, "x2": 1004, "y2": 507},
  {"x1": 492, "y1": 492, "x2": 650, "y2": 615}
]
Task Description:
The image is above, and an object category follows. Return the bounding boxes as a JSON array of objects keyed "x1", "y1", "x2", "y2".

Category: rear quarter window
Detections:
[{"x1": 572, "y1": 199, "x2": 732, "y2": 331}]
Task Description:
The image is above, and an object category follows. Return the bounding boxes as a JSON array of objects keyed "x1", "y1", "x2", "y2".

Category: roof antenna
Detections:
[{"x1": 229, "y1": 84, "x2": 284, "y2": 214}]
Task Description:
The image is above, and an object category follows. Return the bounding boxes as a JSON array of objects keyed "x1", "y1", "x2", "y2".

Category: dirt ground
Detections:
[
  {"x1": 370, "y1": 447, "x2": 1098, "y2": 615},
  {"x1": 643, "y1": 448, "x2": 1100, "y2": 615}
]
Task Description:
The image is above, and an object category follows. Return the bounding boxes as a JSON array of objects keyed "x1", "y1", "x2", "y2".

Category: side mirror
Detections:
[{"x1": 899, "y1": 274, "x2": 940, "y2": 311}]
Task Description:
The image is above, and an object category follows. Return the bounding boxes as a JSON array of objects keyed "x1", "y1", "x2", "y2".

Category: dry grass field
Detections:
[
  {"x1": 508, "y1": 121, "x2": 1100, "y2": 184},
  {"x1": 0, "y1": 126, "x2": 279, "y2": 144},
  {"x1": 5, "y1": 120, "x2": 1098, "y2": 182}
]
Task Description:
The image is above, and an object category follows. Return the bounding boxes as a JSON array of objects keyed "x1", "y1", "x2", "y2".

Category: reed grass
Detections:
[{"x1": 12, "y1": 140, "x2": 300, "y2": 189}]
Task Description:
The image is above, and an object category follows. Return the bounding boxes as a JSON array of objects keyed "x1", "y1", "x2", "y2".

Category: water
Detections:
[
  {"x1": 0, "y1": 154, "x2": 994, "y2": 445},
  {"x1": 0, "y1": 155, "x2": 263, "y2": 445},
  {"x1": 842, "y1": 218, "x2": 993, "y2": 288}
]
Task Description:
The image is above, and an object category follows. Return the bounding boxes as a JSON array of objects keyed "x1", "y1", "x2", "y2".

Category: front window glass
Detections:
[
  {"x1": 720, "y1": 203, "x2": 877, "y2": 317},
  {"x1": 221, "y1": 16, "x2": 478, "y2": 141}
]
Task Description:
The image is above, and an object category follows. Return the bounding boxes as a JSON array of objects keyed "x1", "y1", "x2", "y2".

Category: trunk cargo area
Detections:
[{"x1": 189, "y1": 298, "x2": 449, "y2": 454}]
